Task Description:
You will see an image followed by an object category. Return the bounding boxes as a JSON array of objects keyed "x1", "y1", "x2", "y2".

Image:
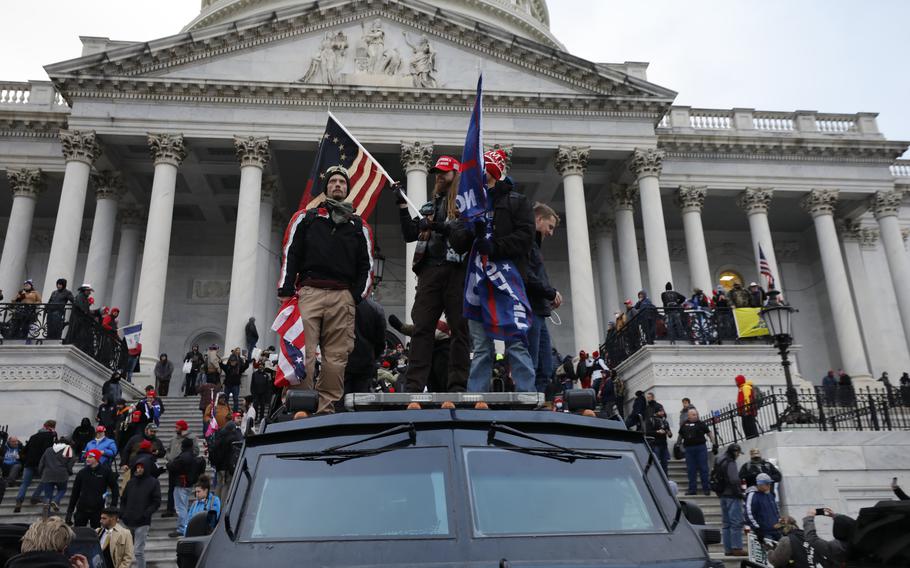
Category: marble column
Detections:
[
  {"x1": 630, "y1": 148, "x2": 673, "y2": 302},
  {"x1": 110, "y1": 208, "x2": 145, "y2": 324},
  {"x1": 82, "y1": 171, "x2": 124, "y2": 304},
  {"x1": 677, "y1": 186, "x2": 713, "y2": 293},
  {"x1": 871, "y1": 190, "x2": 910, "y2": 352},
  {"x1": 839, "y1": 220, "x2": 879, "y2": 374},
  {"x1": 555, "y1": 145, "x2": 599, "y2": 353},
  {"x1": 400, "y1": 140, "x2": 433, "y2": 324},
  {"x1": 0, "y1": 169, "x2": 45, "y2": 297},
  {"x1": 133, "y1": 133, "x2": 187, "y2": 367},
  {"x1": 254, "y1": 176, "x2": 277, "y2": 348},
  {"x1": 611, "y1": 183, "x2": 642, "y2": 302},
  {"x1": 737, "y1": 187, "x2": 783, "y2": 291},
  {"x1": 225, "y1": 136, "x2": 270, "y2": 353},
  {"x1": 42, "y1": 130, "x2": 102, "y2": 297},
  {"x1": 589, "y1": 215, "x2": 620, "y2": 332},
  {"x1": 800, "y1": 189, "x2": 869, "y2": 377}
]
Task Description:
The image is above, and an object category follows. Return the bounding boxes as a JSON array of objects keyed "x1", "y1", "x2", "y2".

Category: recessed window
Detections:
[{"x1": 718, "y1": 270, "x2": 744, "y2": 291}]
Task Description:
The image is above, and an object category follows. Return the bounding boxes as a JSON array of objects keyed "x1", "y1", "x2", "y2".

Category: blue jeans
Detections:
[
  {"x1": 16, "y1": 466, "x2": 42, "y2": 503},
  {"x1": 41, "y1": 481, "x2": 67, "y2": 504},
  {"x1": 224, "y1": 384, "x2": 241, "y2": 412},
  {"x1": 683, "y1": 443, "x2": 710, "y2": 493},
  {"x1": 720, "y1": 496, "x2": 744, "y2": 552},
  {"x1": 126, "y1": 356, "x2": 139, "y2": 383},
  {"x1": 652, "y1": 444, "x2": 670, "y2": 475},
  {"x1": 467, "y1": 320, "x2": 535, "y2": 392},
  {"x1": 175, "y1": 486, "x2": 193, "y2": 535},
  {"x1": 527, "y1": 315, "x2": 553, "y2": 393}
]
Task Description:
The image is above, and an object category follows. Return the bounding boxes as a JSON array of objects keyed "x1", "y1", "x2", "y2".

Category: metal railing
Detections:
[
  {"x1": 602, "y1": 306, "x2": 753, "y2": 367},
  {"x1": 0, "y1": 303, "x2": 127, "y2": 373},
  {"x1": 706, "y1": 386, "x2": 910, "y2": 446}
]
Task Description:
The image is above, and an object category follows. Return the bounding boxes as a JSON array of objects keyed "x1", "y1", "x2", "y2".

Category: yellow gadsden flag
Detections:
[{"x1": 734, "y1": 308, "x2": 770, "y2": 338}]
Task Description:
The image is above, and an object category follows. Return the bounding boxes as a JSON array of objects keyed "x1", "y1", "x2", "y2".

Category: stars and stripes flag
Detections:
[
  {"x1": 758, "y1": 244, "x2": 775, "y2": 289},
  {"x1": 271, "y1": 298, "x2": 307, "y2": 388},
  {"x1": 298, "y1": 111, "x2": 392, "y2": 221}
]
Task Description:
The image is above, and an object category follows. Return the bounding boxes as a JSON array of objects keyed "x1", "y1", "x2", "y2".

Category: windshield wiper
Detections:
[
  {"x1": 276, "y1": 423, "x2": 416, "y2": 465},
  {"x1": 487, "y1": 422, "x2": 621, "y2": 463}
]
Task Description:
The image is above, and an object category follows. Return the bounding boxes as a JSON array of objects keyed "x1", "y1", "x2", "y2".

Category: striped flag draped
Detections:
[
  {"x1": 271, "y1": 298, "x2": 307, "y2": 388},
  {"x1": 758, "y1": 244, "x2": 775, "y2": 289}
]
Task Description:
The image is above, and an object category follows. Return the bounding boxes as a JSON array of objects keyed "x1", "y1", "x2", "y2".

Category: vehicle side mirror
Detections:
[
  {"x1": 698, "y1": 526, "x2": 721, "y2": 546},
  {"x1": 176, "y1": 538, "x2": 207, "y2": 568},
  {"x1": 184, "y1": 511, "x2": 211, "y2": 538}
]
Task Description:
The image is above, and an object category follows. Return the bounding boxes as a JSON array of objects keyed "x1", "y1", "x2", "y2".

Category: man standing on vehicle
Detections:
[
  {"x1": 278, "y1": 165, "x2": 372, "y2": 414},
  {"x1": 394, "y1": 155, "x2": 470, "y2": 393},
  {"x1": 678, "y1": 408, "x2": 716, "y2": 496},
  {"x1": 524, "y1": 202, "x2": 562, "y2": 393}
]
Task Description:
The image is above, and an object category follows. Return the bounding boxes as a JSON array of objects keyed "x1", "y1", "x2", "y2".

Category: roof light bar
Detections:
[{"x1": 343, "y1": 392, "x2": 545, "y2": 411}]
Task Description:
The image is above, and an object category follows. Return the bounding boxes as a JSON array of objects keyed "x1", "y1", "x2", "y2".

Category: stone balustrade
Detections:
[
  {"x1": 0, "y1": 80, "x2": 69, "y2": 111},
  {"x1": 659, "y1": 106, "x2": 881, "y2": 138},
  {"x1": 892, "y1": 159, "x2": 910, "y2": 177}
]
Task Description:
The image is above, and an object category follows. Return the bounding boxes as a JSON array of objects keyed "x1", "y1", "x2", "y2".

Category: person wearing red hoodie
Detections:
[{"x1": 735, "y1": 374, "x2": 760, "y2": 439}]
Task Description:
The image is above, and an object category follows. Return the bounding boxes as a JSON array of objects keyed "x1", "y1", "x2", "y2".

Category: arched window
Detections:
[{"x1": 718, "y1": 270, "x2": 744, "y2": 291}]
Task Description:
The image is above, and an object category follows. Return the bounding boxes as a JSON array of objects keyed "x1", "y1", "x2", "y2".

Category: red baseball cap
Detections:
[
  {"x1": 232, "y1": 412, "x2": 243, "y2": 418},
  {"x1": 175, "y1": 420, "x2": 189, "y2": 431},
  {"x1": 95, "y1": 425, "x2": 106, "y2": 433},
  {"x1": 138, "y1": 440, "x2": 153, "y2": 452},
  {"x1": 430, "y1": 156, "x2": 460, "y2": 174},
  {"x1": 85, "y1": 449, "x2": 103, "y2": 461},
  {"x1": 146, "y1": 390, "x2": 156, "y2": 397}
]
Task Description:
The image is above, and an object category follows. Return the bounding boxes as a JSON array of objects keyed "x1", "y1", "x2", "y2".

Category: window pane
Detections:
[
  {"x1": 465, "y1": 448, "x2": 663, "y2": 536},
  {"x1": 241, "y1": 448, "x2": 450, "y2": 539}
]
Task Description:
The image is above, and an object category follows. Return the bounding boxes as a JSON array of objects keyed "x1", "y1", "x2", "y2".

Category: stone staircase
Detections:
[{"x1": 0, "y1": 395, "x2": 206, "y2": 568}]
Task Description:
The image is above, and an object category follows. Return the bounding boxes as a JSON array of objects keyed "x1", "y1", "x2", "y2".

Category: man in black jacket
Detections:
[
  {"x1": 121, "y1": 461, "x2": 160, "y2": 568},
  {"x1": 65, "y1": 449, "x2": 118, "y2": 529},
  {"x1": 166, "y1": 438, "x2": 205, "y2": 538},
  {"x1": 344, "y1": 297, "x2": 386, "y2": 397},
  {"x1": 395, "y1": 156, "x2": 471, "y2": 394},
  {"x1": 209, "y1": 419, "x2": 243, "y2": 504},
  {"x1": 449, "y1": 151, "x2": 536, "y2": 392},
  {"x1": 14, "y1": 420, "x2": 56, "y2": 512},
  {"x1": 715, "y1": 444, "x2": 747, "y2": 557},
  {"x1": 278, "y1": 165, "x2": 371, "y2": 414},
  {"x1": 739, "y1": 447, "x2": 783, "y2": 495},
  {"x1": 46, "y1": 278, "x2": 74, "y2": 340},
  {"x1": 525, "y1": 202, "x2": 562, "y2": 393}
]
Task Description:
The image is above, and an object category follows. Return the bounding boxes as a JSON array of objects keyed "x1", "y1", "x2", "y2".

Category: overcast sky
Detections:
[{"x1": 2, "y1": 0, "x2": 908, "y2": 146}]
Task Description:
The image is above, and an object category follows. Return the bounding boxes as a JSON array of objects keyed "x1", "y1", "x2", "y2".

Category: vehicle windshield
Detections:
[
  {"x1": 464, "y1": 448, "x2": 665, "y2": 536},
  {"x1": 239, "y1": 447, "x2": 450, "y2": 540}
]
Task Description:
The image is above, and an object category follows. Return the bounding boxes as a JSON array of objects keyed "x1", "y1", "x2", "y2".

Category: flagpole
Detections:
[{"x1": 326, "y1": 111, "x2": 422, "y2": 216}]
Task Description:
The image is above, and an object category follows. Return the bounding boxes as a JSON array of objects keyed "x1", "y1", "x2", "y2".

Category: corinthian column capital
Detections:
[
  {"x1": 148, "y1": 133, "x2": 187, "y2": 167},
  {"x1": 870, "y1": 190, "x2": 903, "y2": 220},
  {"x1": 677, "y1": 185, "x2": 707, "y2": 213},
  {"x1": 6, "y1": 168, "x2": 46, "y2": 198},
  {"x1": 90, "y1": 170, "x2": 125, "y2": 201},
  {"x1": 611, "y1": 183, "x2": 638, "y2": 211},
  {"x1": 119, "y1": 207, "x2": 147, "y2": 229},
  {"x1": 737, "y1": 187, "x2": 774, "y2": 215},
  {"x1": 588, "y1": 214, "x2": 615, "y2": 235},
  {"x1": 234, "y1": 135, "x2": 271, "y2": 169},
  {"x1": 60, "y1": 129, "x2": 102, "y2": 165},
  {"x1": 801, "y1": 189, "x2": 840, "y2": 218},
  {"x1": 629, "y1": 148, "x2": 663, "y2": 179},
  {"x1": 555, "y1": 145, "x2": 590, "y2": 176},
  {"x1": 400, "y1": 140, "x2": 434, "y2": 173}
]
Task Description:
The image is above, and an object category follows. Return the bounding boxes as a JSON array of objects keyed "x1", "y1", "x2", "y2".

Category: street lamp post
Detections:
[{"x1": 759, "y1": 290, "x2": 815, "y2": 425}]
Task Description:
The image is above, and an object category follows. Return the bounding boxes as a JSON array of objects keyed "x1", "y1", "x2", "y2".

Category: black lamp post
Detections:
[
  {"x1": 372, "y1": 253, "x2": 386, "y2": 292},
  {"x1": 759, "y1": 289, "x2": 814, "y2": 424}
]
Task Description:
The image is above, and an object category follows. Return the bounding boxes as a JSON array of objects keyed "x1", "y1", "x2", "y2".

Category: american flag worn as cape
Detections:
[{"x1": 271, "y1": 298, "x2": 307, "y2": 388}]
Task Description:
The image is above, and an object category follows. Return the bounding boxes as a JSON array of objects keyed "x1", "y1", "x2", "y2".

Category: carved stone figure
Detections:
[
  {"x1": 362, "y1": 19, "x2": 385, "y2": 73},
  {"x1": 301, "y1": 31, "x2": 348, "y2": 85},
  {"x1": 403, "y1": 32, "x2": 437, "y2": 88}
]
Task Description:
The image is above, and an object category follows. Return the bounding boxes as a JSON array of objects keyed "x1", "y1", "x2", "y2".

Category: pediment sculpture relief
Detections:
[{"x1": 301, "y1": 31, "x2": 349, "y2": 85}]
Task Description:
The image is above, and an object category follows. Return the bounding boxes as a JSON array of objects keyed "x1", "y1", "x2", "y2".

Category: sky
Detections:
[{"x1": 2, "y1": 0, "x2": 908, "y2": 145}]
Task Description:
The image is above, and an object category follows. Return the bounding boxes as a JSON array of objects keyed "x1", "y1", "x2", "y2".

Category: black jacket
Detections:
[
  {"x1": 449, "y1": 181, "x2": 534, "y2": 279},
  {"x1": 167, "y1": 448, "x2": 205, "y2": 488},
  {"x1": 121, "y1": 433, "x2": 165, "y2": 464},
  {"x1": 47, "y1": 288, "x2": 74, "y2": 306},
  {"x1": 716, "y1": 454, "x2": 743, "y2": 497},
  {"x1": 525, "y1": 234, "x2": 557, "y2": 316},
  {"x1": 221, "y1": 356, "x2": 250, "y2": 387},
  {"x1": 4, "y1": 551, "x2": 71, "y2": 568},
  {"x1": 209, "y1": 422, "x2": 243, "y2": 473},
  {"x1": 399, "y1": 194, "x2": 464, "y2": 272},
  {"x1": 71, "y1": 418, "x2": 94, "y2": 454},
  {"x1": 250, "y1": 368, "x2": 272, "y2": 396},
  {"x1": 67, "y1": 463, "x2": 119, "y2": 515},
  {"x1": 661, "y1": 289, "x2": 686, "y2": 308},
  {"x1": 121, "y1": 467, "x2": 161, "y2": 528},
  {"x1": 739, "y1": 458, "x2": 783, "y2": 488},
  {"x1": 22, "y1": 428, "x2": 56, "y2": 468},
  {"x1": 278, "y1": 208, "x2": 371, "y2": 304},
  {"x1": 346, "y1": 298, "x2": 387, "y2": 377}
]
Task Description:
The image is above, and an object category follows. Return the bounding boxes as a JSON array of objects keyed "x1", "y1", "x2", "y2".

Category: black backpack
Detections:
[{"x1": 709, "y1": 457, "x2": 730, "y2": 496}]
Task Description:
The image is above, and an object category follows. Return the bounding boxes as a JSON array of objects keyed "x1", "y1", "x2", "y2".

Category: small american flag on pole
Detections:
[
  {"x1": 758, "y1": 244, "x2": 775, "y2": 289},
  {"x1": 271, "y1": 298, "x2": 307, "y2": 388}
]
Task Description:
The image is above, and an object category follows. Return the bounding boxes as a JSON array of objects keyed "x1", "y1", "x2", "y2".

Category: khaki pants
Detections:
[{"x1": 293, "y1": 286, "x2": 356, "y2": 414}]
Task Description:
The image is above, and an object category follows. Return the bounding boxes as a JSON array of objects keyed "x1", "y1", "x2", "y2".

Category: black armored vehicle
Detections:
[{"x1": 179, "y1": 391, "x2": 721, "y2": 568}]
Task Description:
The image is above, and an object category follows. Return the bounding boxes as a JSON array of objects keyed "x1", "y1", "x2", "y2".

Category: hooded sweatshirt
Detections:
[
  {"x1": 38, "y1": 443, "x2": 74, "y2": 483},
  {"x1": 736, "y1": 375, "x2": 757, "y2": 416},
  {"x1": 121, "y1": 462, "x2": 161, "y2": 528}
]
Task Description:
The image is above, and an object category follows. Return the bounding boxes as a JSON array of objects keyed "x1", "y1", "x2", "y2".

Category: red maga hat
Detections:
[
  {"x1": 95, "y1": 425, "x2": 106, "y2": 433},
  {"x1": 85, "y1": 449, "x2": 103, "y2": 461},
  {"x1": 175, "y1": 420, "x2": 189, "y2": 431},
  {"x1": 430, "y1": 155, "x2": 460, "y2": 174}
]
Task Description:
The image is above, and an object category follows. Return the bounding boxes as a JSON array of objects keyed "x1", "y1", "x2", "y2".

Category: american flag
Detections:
[
  {"x1": 758, "y1": 244, "x2": 775, "y2": 289},
  {"x1": 298, "y1": 112, "x2": 392, "y2": 221},
  {"x1": 271, "y1": 298, "x2": 307, "y2": 388}
]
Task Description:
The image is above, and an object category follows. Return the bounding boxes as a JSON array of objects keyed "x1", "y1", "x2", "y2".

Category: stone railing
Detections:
[
  {"x1": 658, "y1": 106, "x2": 881, "y2": 139},
  {"x1": 0, "y1": 80, "x2": 69, "y2": 111},
  {"x1": 892, "y1": 159, "x2": 910, "y2": 177}
]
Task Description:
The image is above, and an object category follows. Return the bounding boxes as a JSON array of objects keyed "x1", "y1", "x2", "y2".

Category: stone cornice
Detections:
[
  {"x1": 90, "y1": 170, "x2": 124, "y2": 201},
  {"x1": 870, "y1": 190, "x2": 903, "y2": 220},
  {"x1": 148, "y1": 133, "x2": 187, "y2": 167},
  {"x1": 400, "y1": 140, "x2": 434, "y2": 173},
  {"x1": 611, "y1": 183, "x2": 638, "y2": 210},
  {"x1": 630, "y1": 148, "x2": 663, "y2": 179},
  {"x1": 0, "y1": 110, "x2": 68, "y2": 139},
  {"x1": 658, "y1": 135, "x2": 906, "y2": 164},
  {"x1": 234, "y1": 135, "x2": 271, "y2": 169},
  {"x1": 59, "y1": 129, "x2": 101, "y2": 165},
  {"x1": 6, "y1": 168, "x2": 46, "y2": 198},
  {"x1": 555, "y1": 145, "x2": 590, "y2": 177},
  {"x1": 801, "y1": 189, "x2": 839, "y2": 218},
  {"x1": 677, "y1": 185, "x2": 707, "y2": 213}
]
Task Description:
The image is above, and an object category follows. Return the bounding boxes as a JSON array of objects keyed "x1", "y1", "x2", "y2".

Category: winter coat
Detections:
[
  {"x1": 38, "y1": 443, "x2": 74, "y2": 483},
  {"x1": 71, "y1": 418, "x2": 94, "y2": 454},
  {"x1": 739, "y1": 458, "x2": 783, "y2": 489},
  {"x1": 154, "y1": 358, "x2": 174, "y2": 382},
  {"x1": 245, "y1": 320, "x2": 259, "y2": 344},
  {"x1": 102, "y1": 377, "x2": 123, "y2": 405},
  {"x1": 121, "y1": 433, "x2": 165, "y2": 464},
  {"x1": 167, "y1": 448, "x2": 206, "y2": 488},
  {"x1": 135, "y1": 398, "x2": 164, "y2": 427},
  {"x1": 801, "y1": 515, "x2": 849, "y2": 568},
  {"x1": 48, "y1": 288, "x2": 74, "y2": 306},
  {"x1": 209, "y1": 421, "x2": 243, "y2": 473},
  {"x1": 96, "y1": 523, "x2": 134, "y2": 568},
  {"x1": 250, "y1": 369, "x2": 272, "y2": 396},
  {"x1": 715, "y1": 454, "x2": 743, "y2": 498},
  {"x1": 525, "y1": 234, "x2": 557, "y2": 316},
  {"x1": 121, "y1": 464, "x2": 161, "y2": 528},
  {"x1": 204, "y1": 403, "x2": 232, "y2": 430},
  {"x1": 184, "y1": 350, "x2": 205, "y2": 374},
  {"x1": 748, "y1": 287, "x2": 767, "y2": 307},
  {"x1": 166, "y1": 432, "x2": 198, "y2": 462},
  {"x1": 736, "y1": 375, "x2": 757, "y2": 417},
  {"x1": 187, "y1": 493, "x2": 222, "y2": 531},
  {"x1": 198, "y1": 383, "x2": 221, "y2": 412},
  {"x1": 730, "y1": 286, "x2": 751, "y2": 308},
  {"x1": 661, "y1": 289, "x2": 686, "y2": 308},
  {"x1": 67, "y1": 463, "x2": 119, "y2": 515},
  {"x1": 4, "y1": 551, "x2": 71, "y2": 568},
  {"x1": 83, "y1": 436, "x2": 118, "y2": 464},
  {"x1": 346, "y1": 297, "x2": 386, "y2": 377},
  {"x1": 277, "y1": 206, "x2": 372, "y2": 304},
  {"x1": 745, "y1": 487, "x2": 780, "y2": 537},
  {"x1": 22, "y1": 428, "x2": 56, "y2": 468},
  {"x1": 634, "y1": 291, "x2": 655, "y2": 311},
  {"x1": 221, "y1": 355, "x2": 250, "y2": 387}
]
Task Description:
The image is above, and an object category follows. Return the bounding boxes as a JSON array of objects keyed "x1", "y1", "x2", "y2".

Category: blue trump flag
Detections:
[{"x1": 459, "y1": 76, "x2": 532, "y2": 341}]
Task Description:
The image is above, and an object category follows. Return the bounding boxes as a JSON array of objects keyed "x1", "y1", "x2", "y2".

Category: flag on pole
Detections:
[
  {"x1": 298, "y1": 112, "x2": 392, "y2": 221},
  {"x1": 271, "y1": 298, "x2": 307, "y2": 388},
  {"x1": 758, "y1": 244, "x2": 775, "y2": 289},
  {"x1": 121, "y1": 323, "x2": 142, "y2": 350},
  {"x1": 459, "y1": 76, "x2": 532, "y2": 341}
]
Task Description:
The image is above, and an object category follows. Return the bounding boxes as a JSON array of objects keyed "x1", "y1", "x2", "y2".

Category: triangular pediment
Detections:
[{"x1": 45, "y1": 0, "x2": 675, "y2": 112}]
